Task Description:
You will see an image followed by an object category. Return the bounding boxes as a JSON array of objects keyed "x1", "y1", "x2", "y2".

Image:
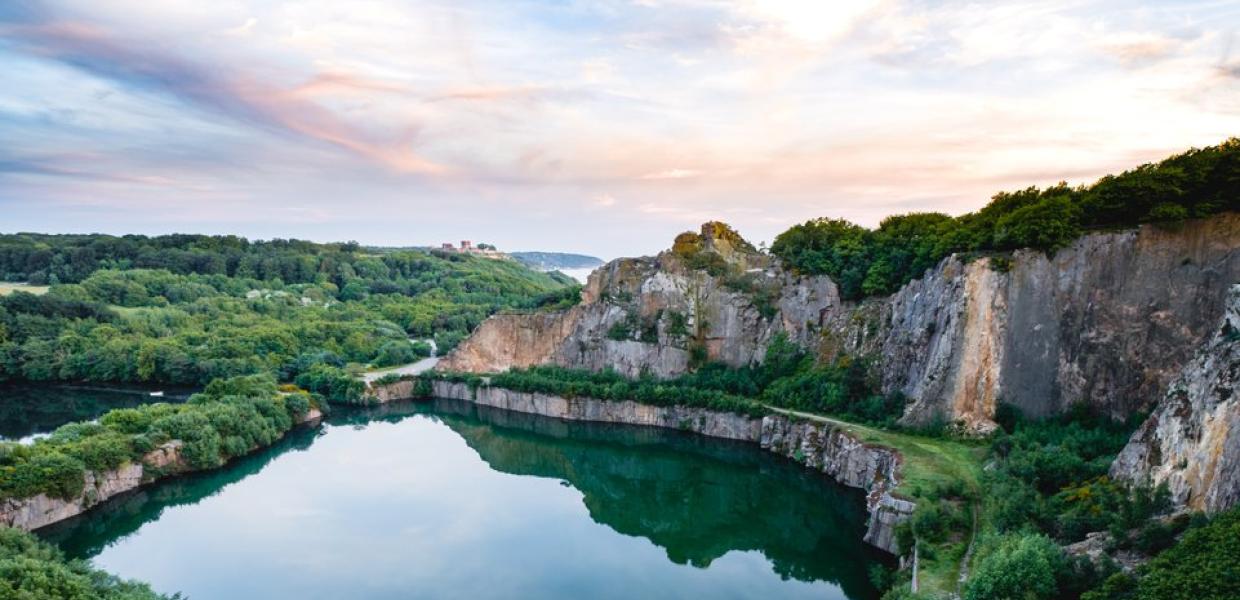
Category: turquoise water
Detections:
[{"x1": 40, "y1": 399, "x2": 887, "y2": 599}]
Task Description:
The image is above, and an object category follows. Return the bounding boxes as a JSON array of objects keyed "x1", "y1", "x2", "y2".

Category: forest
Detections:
[
  {"x1": 0, "y1": 235, "x2": 576, "y2": 391},
  {"x1": 771, "y1": 139, "x2": 1240, "y2": 299}
]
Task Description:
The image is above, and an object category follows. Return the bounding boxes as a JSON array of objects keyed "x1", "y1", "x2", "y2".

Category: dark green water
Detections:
[
  {"x1": 0, "y1": 384, "x2": 186, "y2": 442},
  {"x1": 39, "y1": 399, "x2": 888, "y2": 599}
]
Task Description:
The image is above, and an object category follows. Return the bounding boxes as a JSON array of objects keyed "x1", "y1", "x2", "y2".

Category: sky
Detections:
[{"x1": 1, "y1": 1, "x2": 1238, "y2": 259}]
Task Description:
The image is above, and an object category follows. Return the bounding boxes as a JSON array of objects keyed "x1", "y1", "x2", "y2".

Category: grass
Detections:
[
  {"x1": 766, "y1": 406, "x2": 987, "y2": 500},
  {"x1": 0, "y1": 282, "x2": 49, "y2": 296},
  {"x1": 767, "y1": 406, "x2": 987, "y2": 599}
]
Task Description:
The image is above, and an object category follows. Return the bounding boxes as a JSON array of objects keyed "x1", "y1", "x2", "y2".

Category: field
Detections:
[{"x1": 0, "y1": 282, "x2": 49, "y2": 296}]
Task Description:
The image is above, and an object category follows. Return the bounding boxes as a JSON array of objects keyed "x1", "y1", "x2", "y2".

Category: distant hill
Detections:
[{"x1": 510, "y1": 252, "x2": 604, "y2": 270}]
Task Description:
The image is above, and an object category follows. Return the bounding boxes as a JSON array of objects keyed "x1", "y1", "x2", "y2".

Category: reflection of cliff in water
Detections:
[
  {"x1": 40, "y1": 398, "x2": 886, "y2": 599},
  {"x1": 37, "y1": 425, "x2": 321, "y2": 557},
  {"x1": 425, "y1": 398, "x2": 889, "y2": 593}
]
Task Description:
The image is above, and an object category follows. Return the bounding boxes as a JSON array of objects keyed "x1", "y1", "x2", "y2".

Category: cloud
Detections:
[
  {"x1": 640, "y1": 168, "x2": 702, "y2": 180},
  {"x1": 1, "y1": 20, "x2": 443, "y2": 174},
  {"x1": 1, "y1": 0, "x2": 1239, "y2": 259}
]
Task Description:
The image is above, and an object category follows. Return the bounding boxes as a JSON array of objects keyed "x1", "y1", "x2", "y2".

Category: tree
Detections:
[{"x1": 964, "y1": 533, "x2": 1064, "y2": 600}]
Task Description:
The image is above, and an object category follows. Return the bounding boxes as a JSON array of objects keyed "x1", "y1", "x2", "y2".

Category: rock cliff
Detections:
[
  {"x1": 1110, "y1": 285, "x2": 1240, "y2": 512},
  {"x1": 439, "y1": 214, "x2": 1240, "y2": 432},
  {"x1": 426, "y1": 380, "x2": 913, "y2": 554}
]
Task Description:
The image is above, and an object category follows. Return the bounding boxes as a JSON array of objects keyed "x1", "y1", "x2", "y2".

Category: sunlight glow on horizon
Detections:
[{"x1": 1, "y1": 0, "x2": 1238, "y2": 257}]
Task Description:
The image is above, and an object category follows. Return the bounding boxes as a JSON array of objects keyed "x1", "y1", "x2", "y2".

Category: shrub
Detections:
[
  {"x1": 1133, "y1": 508, "x2": 1240, "y2": 600},
  {"x1": 3, "y1": 452, "x2": 86, "y2": 500},
  {"x1": 374, "y1": 340, "x2": 417, "y2": 367},
  {"x1": 0, "y1": 527, "x2": 169, "y2": 599},
  {"x1": 964, "y1": 533, "x2": 1064, "y2": 600},
  {"x1": 295, "y1": 364, "x2": 367, "y2": 405}
]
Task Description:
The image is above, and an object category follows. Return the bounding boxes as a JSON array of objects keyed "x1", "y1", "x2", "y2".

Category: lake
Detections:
[
  {"x1": 36, "y1": 398, "x2": 888, "y2": 599},
  {"x1": 0, "y1": 384, "x2": 188, "y2": 443}
]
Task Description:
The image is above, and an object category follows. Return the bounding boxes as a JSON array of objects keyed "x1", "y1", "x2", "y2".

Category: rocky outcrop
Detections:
[
  {"x1": 0, "y1": 408, "x2": 322, "y2": 532},
  {"x1": 425, "y1": 380, "x2": 913, "y2": 554},
  {"x1": 0, "y1": 443, "x2": 177, "y2": 532},
  {"x1": 1110, "y1": 285, "x2": 1240, "y2": 512},
  {"x1": 435, "y1": 310, "x2": 584, "y2": 374},
  {"x1": 368, "y1": 379, "x2": 417, "y2": 403},
  {"x1": 438, "y1": 222, "x2": 838, "y2": 378},
  {"x1": 440, "y1": 214, "x2": 1239, "y2": 432}
]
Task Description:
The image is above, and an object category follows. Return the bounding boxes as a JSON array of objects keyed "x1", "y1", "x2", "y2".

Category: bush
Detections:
[
  {"x1": 295, "y1": 364, "x2": 367, "y2": 405},
  {"x1": 0, "y1": 527, "x2": 169, "y2": 599},
  {"x1": 373, "y1": 340, "x2": 417, "y2": 367},
  {"x1": 1132, "y1": 508, "x2": 1240, "y2": 600},
  {"x1": 2, "y1": 451, "x2": 86, "y2": 500},
  {"x1": 964, "y1": 533, "x2": 1065, "y2": 600}
]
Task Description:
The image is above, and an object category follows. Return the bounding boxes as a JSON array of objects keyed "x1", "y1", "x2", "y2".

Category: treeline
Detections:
[
  {"x1": 772, "y1": 139, "x2": 1240, "y2": 300},
  {"x1": 0, "y1": 374, "x2": 318, "y2": 502},
  {"x1": 0, "y1": 241, "x2": 574, "y2": 388}
]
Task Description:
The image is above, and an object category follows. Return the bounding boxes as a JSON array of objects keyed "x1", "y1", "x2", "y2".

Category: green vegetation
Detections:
[
  {"x1": 0, "y1": 234, "x2": 575, "y2": 394},
  {"x1": 0, "y1": 374, "x2": 317, "y2": 502},
  {"x1": 1082, "y1": 508, "x2": 1240, "y2": 600},
  {"x1": 484, "y1": 366, "x2": 767, "y2": 417},
  {"x1": 771, "y1": 139, "x2": 1240, "y2": 300},
  {"x1": 0, "y1": 526, "x2": 171, "y2": 599},
  {"x1": 985, "y1": 404, "x2": 1159, "y2": 545},
  {"x1": 963, "y1": 533, "x2": 1064, "y2": 600},
  {"x1": 879, "y1": 404, "x2": 1169, "y2": 600},
  {"x1": 476, "y1": 333, "x2": 914, "y2": 428}
]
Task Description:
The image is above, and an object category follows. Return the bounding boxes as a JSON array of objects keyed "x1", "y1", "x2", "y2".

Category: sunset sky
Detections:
[{"x1": 2, "y1": 0, "x2": 1238, "y2": 258}]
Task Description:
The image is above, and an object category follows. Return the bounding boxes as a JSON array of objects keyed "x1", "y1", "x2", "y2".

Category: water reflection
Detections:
[
  {"x1": 0, "y1": 384, "x2": 188, "y2": 442},
  {"x1": 41, "y1": 399, "x2": 886, "y2": 600}
]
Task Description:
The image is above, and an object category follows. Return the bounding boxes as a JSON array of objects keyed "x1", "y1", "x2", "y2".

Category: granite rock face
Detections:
[
  {"x1": 424, "y1": 380, "x2": 913, "y2": 554},
  {"x1": 881, "y1": 214, "x2": 1239, "y2": 428},
  {"x1": 440, "y1": 214, "x2": 1240, "y2": 433},
  {"x1": 1110, "y1": 285, "x2": 1240, "y2": 513}
]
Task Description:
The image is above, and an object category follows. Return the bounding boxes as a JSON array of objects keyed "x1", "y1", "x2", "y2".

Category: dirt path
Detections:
[
  {"x1": 955, "y1": 501, "x2": 981, "y2": 597},
  {"x1": 361, "y1": 339, "x2": 440, "y2": 383}
]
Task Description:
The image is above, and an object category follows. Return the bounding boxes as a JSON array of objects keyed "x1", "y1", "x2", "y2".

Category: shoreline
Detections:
[{"x1": 371, "y1": 378, "x2": 914, "y2": 555}]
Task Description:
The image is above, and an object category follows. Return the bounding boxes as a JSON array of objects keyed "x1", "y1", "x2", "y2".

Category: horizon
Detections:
[{"x1": 3, "y1": 1, "x2": 1239, "y2": 258}]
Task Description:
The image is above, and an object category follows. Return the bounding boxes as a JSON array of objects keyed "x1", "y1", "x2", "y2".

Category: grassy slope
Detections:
[{"x1": 769, "y1": 406, "x2": 986, "y2": 597}]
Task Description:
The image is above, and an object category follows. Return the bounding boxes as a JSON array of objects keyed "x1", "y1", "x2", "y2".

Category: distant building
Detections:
[{"x1": 437, "y1": 240, "x2": 506, "y2": 259}]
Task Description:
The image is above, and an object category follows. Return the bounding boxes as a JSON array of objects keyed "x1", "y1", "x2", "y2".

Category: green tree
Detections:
[{"x1": 964, "y1": 533, "x2": 1064, "y2": 600}]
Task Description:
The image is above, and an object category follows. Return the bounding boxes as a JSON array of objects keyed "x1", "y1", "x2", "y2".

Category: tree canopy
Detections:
[{"x1": 772, "y1": 138, "x2": 1240, "y2": 300}]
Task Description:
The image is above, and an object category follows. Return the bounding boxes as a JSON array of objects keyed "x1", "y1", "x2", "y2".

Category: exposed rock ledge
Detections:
[
  {"x1": 422, "y1": 379, "x2": 913, "y2": 554},
  {"x1": 0, "y1": 408, "x2": 323, "y2": 532}
]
